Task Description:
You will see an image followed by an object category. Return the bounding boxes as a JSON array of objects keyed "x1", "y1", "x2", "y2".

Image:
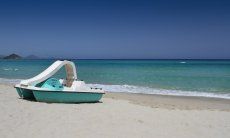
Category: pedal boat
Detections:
[{"x1": 14, "y1": 60, "x2": 105, "y2": 103}]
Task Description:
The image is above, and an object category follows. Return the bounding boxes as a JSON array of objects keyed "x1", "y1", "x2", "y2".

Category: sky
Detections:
[{"x1": 0, "y1": 0, "x2": 230, "y2": 59}]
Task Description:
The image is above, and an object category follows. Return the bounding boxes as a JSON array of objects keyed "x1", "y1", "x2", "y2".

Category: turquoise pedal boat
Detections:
[{"x1": 14, "y1": 60, "x2": 105, "y2": 103}]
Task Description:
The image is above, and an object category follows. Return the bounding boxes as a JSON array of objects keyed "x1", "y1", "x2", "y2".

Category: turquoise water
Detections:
[{"x1": 1, "y1": 59, "x2": 230, "y2": 98}]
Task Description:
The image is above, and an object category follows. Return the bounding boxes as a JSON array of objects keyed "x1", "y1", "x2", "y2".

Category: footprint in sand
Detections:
[{"x1": 137, "y1": 119, "x2": 144, "y2": 124}]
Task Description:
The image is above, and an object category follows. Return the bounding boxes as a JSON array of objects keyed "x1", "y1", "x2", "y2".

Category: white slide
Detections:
[{"x1": 20, "y1": 60, "x2": 77, "y2": 86}]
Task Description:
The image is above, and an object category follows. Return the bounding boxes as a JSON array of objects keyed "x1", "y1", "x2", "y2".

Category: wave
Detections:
[
  {"x1": 2, "y1": 68, "x2": 19, "y2": 71},
  {"x1": 0, "y1": 78, "x2": 230, "y2": 99},
  {"x1": 0, "y1": 78, "x2": 21, "y2": 84},
  {"x1": 3, "y1": 68, "x2": 10, "y2": 71}
]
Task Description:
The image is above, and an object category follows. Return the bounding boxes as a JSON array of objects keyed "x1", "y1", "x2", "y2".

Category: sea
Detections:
[{"x1": 0, "y1": 59, "x2": 230, "y2": 99}]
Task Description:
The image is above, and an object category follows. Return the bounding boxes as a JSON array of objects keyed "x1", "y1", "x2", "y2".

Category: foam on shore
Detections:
[
  {"x1": 88, "y1": 84, "x2": 230, "y2": 99},
  {"x1": 1, "y1": 78, "x2": 229, "y2": 99}
]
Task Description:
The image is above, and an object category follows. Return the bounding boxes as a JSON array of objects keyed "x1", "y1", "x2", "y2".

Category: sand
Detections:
[{"x1": 0, "y1": 84, "x2": 230, "y2": 138}]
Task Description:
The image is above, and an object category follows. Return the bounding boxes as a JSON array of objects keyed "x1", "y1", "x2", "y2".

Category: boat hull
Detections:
[
  {"x1": 15, "y1": 87, "x2": 35, "y2": 99},
  {"x1": 32, "y1": 90, "x2": 104, "y2": 103}
]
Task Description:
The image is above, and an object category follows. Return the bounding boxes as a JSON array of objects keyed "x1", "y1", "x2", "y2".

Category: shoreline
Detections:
[
  {"x1": 1, "y1": 84, "x2": 230, "y2": 110},
  {"x1": 1, "y1": 79, "x2": 230, "y2": 100},
  {"x1": 2, "y1": 83, "x2": 230, "y2": 111}
]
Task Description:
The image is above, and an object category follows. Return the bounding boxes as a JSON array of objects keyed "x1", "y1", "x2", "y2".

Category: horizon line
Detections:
[{"x1": 4, "y1": 58, "x2": 230, "y2": 60}]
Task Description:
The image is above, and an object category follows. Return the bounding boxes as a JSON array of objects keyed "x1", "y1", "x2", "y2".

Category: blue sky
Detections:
[{"x1": 0, "y1": 0, "x2": 229, "y2": 59}]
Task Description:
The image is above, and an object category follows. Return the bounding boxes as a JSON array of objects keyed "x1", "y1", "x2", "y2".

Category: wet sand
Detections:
[{"x1": 105, "y1": 92, "x2": 230, "y2": 111}]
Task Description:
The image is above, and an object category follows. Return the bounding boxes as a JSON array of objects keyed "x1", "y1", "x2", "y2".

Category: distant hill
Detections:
[
  {"x1": 3, "y1": 54, "x2": 22, "y2": 59},
  {"x1": 25, "y1": 55, "x2": 39, "y2": 59}
]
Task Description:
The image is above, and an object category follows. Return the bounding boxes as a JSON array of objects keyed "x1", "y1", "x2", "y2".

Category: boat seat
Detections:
[
  {"x1": 62, "y1": 80, "x2": 90, "y2": 91},
  {"x1": 41, "y1": 78, "x2": 64, "y2": 91}
]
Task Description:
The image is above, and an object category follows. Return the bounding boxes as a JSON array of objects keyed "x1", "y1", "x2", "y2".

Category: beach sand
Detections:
[{"x1": 0, "y1": 84, "x2": 230, "y2": 138}]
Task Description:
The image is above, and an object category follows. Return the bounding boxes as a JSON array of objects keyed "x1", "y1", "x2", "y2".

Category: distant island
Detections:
[
  {"x1": 3, "y1": 54, "x2": 22, "y2": 59},
  {"x1": 0, "y1": 53, "x2": 39, "y2": 60}
]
